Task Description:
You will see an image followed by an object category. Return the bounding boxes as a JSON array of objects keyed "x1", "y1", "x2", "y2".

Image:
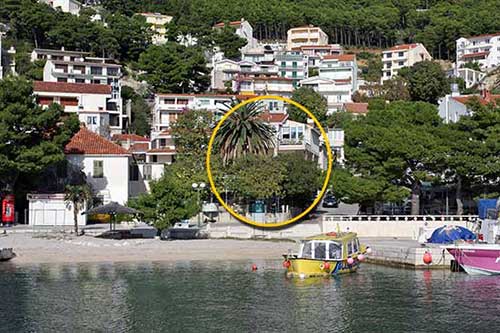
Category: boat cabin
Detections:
[{"x1": 299, "y1": 235, "x2": 360, "y2": 261}]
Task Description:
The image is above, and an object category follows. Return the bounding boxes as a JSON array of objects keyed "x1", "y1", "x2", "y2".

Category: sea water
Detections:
[{"x1": 0, "y1": 261, "x2": 499, "y2": 332}]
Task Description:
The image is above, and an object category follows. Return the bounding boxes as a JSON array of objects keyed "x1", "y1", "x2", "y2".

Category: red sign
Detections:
[{"x1": 2, "y1": 194, "x2": 15, "y2": 224}]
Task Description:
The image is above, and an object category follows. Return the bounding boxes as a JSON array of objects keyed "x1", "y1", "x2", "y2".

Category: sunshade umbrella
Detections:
[{"x1": 82, "y1": 202, "x2": 141, "y2": 230}]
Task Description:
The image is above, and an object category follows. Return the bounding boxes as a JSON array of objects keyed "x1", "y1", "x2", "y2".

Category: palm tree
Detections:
[
  {"x1": 64, "y1": 184, "x2": 92, "y2": 235},
  {"x1": 215, "y1": 100, "x2": 276, "y2": 164}
]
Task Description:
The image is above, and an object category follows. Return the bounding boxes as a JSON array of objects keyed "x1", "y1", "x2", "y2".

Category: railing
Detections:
[{"x1": 323, "y1": 215, "x2": 479, "y2": 223}]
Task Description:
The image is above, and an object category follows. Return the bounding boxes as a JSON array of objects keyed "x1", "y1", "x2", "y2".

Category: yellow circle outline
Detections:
[{"x1": 206, "y1": 95, "x2": 333, "y2": 228}]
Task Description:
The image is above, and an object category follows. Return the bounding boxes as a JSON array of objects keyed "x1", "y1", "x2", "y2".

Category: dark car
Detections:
[{"x1": 322, "y1": 195, "x2": 338, "y2": 208}]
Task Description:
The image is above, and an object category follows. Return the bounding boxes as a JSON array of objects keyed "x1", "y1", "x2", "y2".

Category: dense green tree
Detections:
[
  {"x1": 121, "y1": 86, "x2": 151, "y2": 136},
  {"x1": 276, "y1": 152, "x2": 323, "y2": 208},
  {"x1": 0, "y1": 77, "x2": 80, "y2": 194},
  {"x1": 342, "y1": 101, "x2": 446, "y2": 214},
  {"x1": 382, "y1": 76, "x2": 411, "y2": 102},
  {"x1": 215, "y1": 100, "x2": 275, "y2": 164},
  {"x1": 289, "y1": 87, "x2": 328, "y2": 124},
  {"x1": 398, "y1": 60, "x2": 450, "y2": 104},
  {"x1": 171, "y1": 109, "x2": 214, "y2": 161},
  {"x1": 212, "y1": 25, "x2": 248, "y2": 60},
  {"x1": 138, "y1": 43, "x2": 210, "y2": 93},
  {"x1": 106, "y1": 14, "x2": 152, "y2": 61}
]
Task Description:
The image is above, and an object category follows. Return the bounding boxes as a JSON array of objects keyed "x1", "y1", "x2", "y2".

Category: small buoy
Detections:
[
  {"x1": 423, "y1": 251, "x2": 432, "y2": 265},
  {"x1": 358, "y1": 254, "x2": 365, "y2": 262},
  {"x1": 283, "y1": 260, "x2": 291, "y2": 268},
  {"x1": 251, "y1": 264, "x2": 258, "y2": 271},
  {"x1": 347, "y1": 257, "x2": 354, "y2": 265},
  {"x1": 319, "y1": 263, "x2": 325, "y2": 270},
  {"x1": 366, "y1": 247, "x2": 372, "y2": 254},
  {"x1": 323, "y1": 262, "x2": 331, "y2": 270}
]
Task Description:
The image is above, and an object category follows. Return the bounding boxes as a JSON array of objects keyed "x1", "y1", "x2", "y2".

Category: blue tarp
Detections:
[
  {"x1": 478, "y1": 199, "x2": 497, "y2": 219},
  {"x1": 427, "y1": 225, "x2": 476, "y2": 244}
]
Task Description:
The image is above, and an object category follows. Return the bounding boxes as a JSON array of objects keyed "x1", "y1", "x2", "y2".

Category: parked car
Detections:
[{"x1": 322, "y1": 195, "x2": 338, "y2": 208}]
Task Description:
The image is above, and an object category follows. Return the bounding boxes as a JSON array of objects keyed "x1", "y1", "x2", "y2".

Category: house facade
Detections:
[
  {"x1": 299, "y1": 76, "x2": 352, "y2": 113},
  {"x1": 64, "y1": 126, "x2": 131, "y2": 204},
  {"x1": 438, "y1": 89, "x2": 500, "y2": 124},
  {"x1": 287, "y1": 25, "x2": 328, "y2": 50},
  {"x1": 275, "y1": 51, "x2": 309, "y2": 87},
  {"x1": 39, "y1": 0, "x2": 81, "y2": 15},
  {"x1": 381, "y1": 43, "x2": 432, "y2": 81},
  {"x1": 33, "y1": 81, "x2": 122, "y2": 136},
  {"x1": 456, "y1": 33, "x2": 500, "y2": 71},
  {"x1": 213, "y1": 18, "x2": 258, "y2": 51},
  {"x1": 139, "y1": 12, "x2": 173, "y2": 45},
  {"x1": 292, "y1": 44, "x2": 343, "y2": 68}
]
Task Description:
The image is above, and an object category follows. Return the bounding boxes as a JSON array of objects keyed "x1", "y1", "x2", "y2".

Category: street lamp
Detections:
[{"x1": 192, "y1": 182, "x2": 206, "y2": 227}]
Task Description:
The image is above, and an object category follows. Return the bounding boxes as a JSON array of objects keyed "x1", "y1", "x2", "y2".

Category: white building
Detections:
[
  {"x1": 275, "y1": 51, "x2": 308, "y2": 87},
  {"x1": 287, "y1": 25, "x2": 328, "y2": 50},
  {"x1": 292, "y1": 44, "x2": 343, "y2": 68},
  {"x1": 139, "y1": 12, "x2": 173, "y2": 45},
  {"x1": 299, "y1": 76, "x2": 352, "y2": 113},
  {"x1": 456, "y1": 33, "x2": 500, "y2": 71},
  {"x1": 32, "y1": 48, "x2": 126, "y2": 132},
  {"x1": 438, "y1": 89, "x2": 500, "y2": 124},
  {"x1": 65, "y1": 126, "x2": 131, "y2": 204},
  {"x1": 211, "y1": 59, "x2": 279, "y2": 91},
  {"x1": 213, "y1": 18, "x2": 258, "y2": 52},
  {"x1": 0, "y1": 32, "x2": 3, "y2": 79},
  {"x1": 39, "y1": 0, "x2": 81, "y2": 15},
  {"x1": 236, "y1": 76, "x2": 294, "y2": 97},
  {"x1": 381, "y1": 43, "x2": 432, "y2": 81},
  {"x1": 33, "y1": 81, "x2": 123, "y2": 136}
]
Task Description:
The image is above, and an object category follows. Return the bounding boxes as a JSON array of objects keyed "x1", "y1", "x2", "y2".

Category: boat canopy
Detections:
[{"x1": 299, "y1": 240, "x2": 347, "y2": 260}]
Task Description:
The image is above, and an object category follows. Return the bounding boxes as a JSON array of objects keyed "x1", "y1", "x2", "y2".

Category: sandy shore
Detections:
[{"x1": 0, "y1": 233, "x2": 296, "y2": 265}]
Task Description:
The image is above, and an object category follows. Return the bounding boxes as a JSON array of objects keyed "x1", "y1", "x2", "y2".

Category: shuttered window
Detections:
[{"x1": 93, "y1": 160, "x2": 103, "y2": 178}]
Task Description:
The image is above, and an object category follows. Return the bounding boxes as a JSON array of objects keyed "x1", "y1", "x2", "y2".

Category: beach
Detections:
[{"x1": 0, "y1": 233, "x2": 295, "y2": 264}]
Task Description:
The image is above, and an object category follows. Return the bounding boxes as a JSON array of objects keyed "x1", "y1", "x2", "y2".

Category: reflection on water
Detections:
[{"x1": 0, "y1": 261, "x2": 499, "y2": 332}]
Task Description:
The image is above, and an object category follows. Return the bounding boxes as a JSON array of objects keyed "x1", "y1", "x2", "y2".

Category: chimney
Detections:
[
  {"x1": 450, "y1": 83, "x2": 460, "y2": 97},
  {"x1": 481, "y1": 89, "x2": 491, "y2": 102}
]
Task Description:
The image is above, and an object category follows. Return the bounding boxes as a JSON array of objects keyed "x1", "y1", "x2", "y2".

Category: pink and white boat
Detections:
[{"x1": 445, "y1": 244, "x2": 500, "y2": 275}]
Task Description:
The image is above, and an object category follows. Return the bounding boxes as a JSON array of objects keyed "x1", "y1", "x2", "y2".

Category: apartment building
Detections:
[
  {"x1": 236, "y1": 76, "x2": 294, "y2": 98},
  {"x1": 139, "y1": 12, "x2": 173, "y2": 45},
  {"x1": 287, "y1": 25, "x2": 328, "y2": 50},
  {"x1": 299, "y1": 76, "x2": 352, "y2": 113},
  {"x1": 438, "y1": 88, "x2": 500, "y2": 124},
  {"x1": 33, "y1": 81, "x2": 123, "y2": 136},
  {"x1": 32, "y1": 48, "x2": 127, "y2": 132},
  {"x1": 292, "y1": 44, "x2": 343, "y2": 67},
  {"x1": 213, "y1": 18, "x2": 258, "y2": 51},
  {"x1": 381, "y1": 43, "x2": 432, "y2": 81},
  {"x1": 211, "y1": 59, "x2": 279, "y2": 91},
  {"x1": 275, "y1": 51, "x2": 308, "y2": 87},
  {"x1": 40, "y1": 0, "x2": 81, "y2": 15},
  {"x1": 242, "y1": 46, "x2": 276, "y2": 64},
  {"x1": 318, "y1": 54, "x2": 357, "y2": 91},
  {"x1": 456, "y1": 33, "x2": 500, "y2": 71}
]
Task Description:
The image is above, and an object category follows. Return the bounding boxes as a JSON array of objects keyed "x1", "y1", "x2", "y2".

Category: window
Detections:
[
  {"x1": 398, "y1": 52, "x2": 404, "y2": 57},
  {"x1": 386, "y1": 52, "x2": 392, "y2": 58},
  {"x1": 144, "y1": 164, "x2": 152, "y2": 180},
  {"x1": 91, "y1": 79, "x2": 102, "y2": 84},
  {"x1": 164, "y1": 98, "x2": 175, "y2": 104},
  {"x1": 90, "y1": 66, "x2": 103, "y2": 75},
  {"x1": 313, "y1": 242, "x2": 326, "y2": 259},
  {"x1": 301, "y1": 241, "x2": 312, "y2": 259},
  {"x1": 328, "y1": 242, "x2": 342, "y2": 260},
  {"x1": 281, "y1": 71, "x2": 286, "y2": 77},
  {"x1": 297, "y1": 126, "x2": 304, "y2": 140},
  {"x1": 93, "y1": 160, "x2": 103, "y2": 178},
  {"x1": 107, "y1": 68, "x2": 119, "y2": 76},
  {"x1": 152, "y1": 155, "x2": 158, "y2": 163},
  {"x1": 75, "y1": 78, "x2": 85, "y2": 83},
  {"x1": 398, "y1": 61, "x2": 404, "y2": 66},
  {"x1": 281, "y1": 61, "x2": 286, "y2": 67},
  {"x1": 86, "y1": 116, "x2": 97, "y2": 125},
  {"x1": 159, "y1": 139, "x2": 166, "y2": 147},
  {"x1": 292, "y1": 61, "x2": 297, "y2": 68},
  {"x1": 57, "y1": 77, "x2": 67, "y2": 83},
  {"x1": 129, "y1": 164, "x2": 139, "y2": 181},
  {"x1": 353, "y1": 239, "x2": 359, "y2": 253},
  {"x1": 290, "y1": 127, "x2": 297, "y2": 140},
  {"x1": 176, "y1": 99, "x2": 188, "y2": 105},
  {"x1": 347, "y1": 241, "x2": 354, "y2": 255},
  {"x1": 292, "y1": 71, "x2": 297, "y2": 78},
  {"x1": 282, "y1": 126, "x2": 290, "y2": 140}
]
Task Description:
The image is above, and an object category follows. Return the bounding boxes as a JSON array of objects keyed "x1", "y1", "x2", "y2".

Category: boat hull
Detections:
[
  {"x1": 446, "y1": 245, "x2": 500, "y2": 275},
  {"x1": 285, "y1": 258, "x2": 359, "y2": 278},
  {"x1": 0, "y1": 248, "x2": 16, "y2": 262}
]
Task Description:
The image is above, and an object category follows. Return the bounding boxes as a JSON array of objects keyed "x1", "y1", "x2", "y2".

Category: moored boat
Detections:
[
  {"x1": 444, "y1": 244, "x2": 500, "y2": 275},
  {"x1": 283, "y1": 232, "x2": 370, "y2": 278}
]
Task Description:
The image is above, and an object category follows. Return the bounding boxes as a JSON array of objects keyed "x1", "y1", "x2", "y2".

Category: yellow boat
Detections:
[{"x1": 282, "y1": 232, "x2": 371, "y2": 278}]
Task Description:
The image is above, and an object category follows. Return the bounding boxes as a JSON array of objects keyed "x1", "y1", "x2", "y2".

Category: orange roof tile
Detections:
[
  {"x1": 65, "y1": 127, "x2": 130, "y2": 155},
  {"x1": 112, "y1": 134, "x2": 149, "y2": 142},
  {"x1": 467, "y1": 32, "x2": 500, "y2": 39},
  {"x1": 128, "y1": 143, "x2": 150, "y2": 153},
  {"x1": 260, "y1": 112, "x2": 288, "y2": 124},
  {"x1": 34, "y1": 81, "x2": 111, "y2": 94},
  {"x1": 322, "y1": 54, "x2": 356, "y2": 61},
  {"x1": 214, "y1": 21, "x2": 242, "y2": 28},
  {"x1": 387, "y1": 44, "x2": 418, "y2": 51},
  {"x1": 462, "y1": 51, "x2": 489, "y2": 59},
  {"x1": 344, "y1": 102, "x2": 368, "y2": 114}
]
